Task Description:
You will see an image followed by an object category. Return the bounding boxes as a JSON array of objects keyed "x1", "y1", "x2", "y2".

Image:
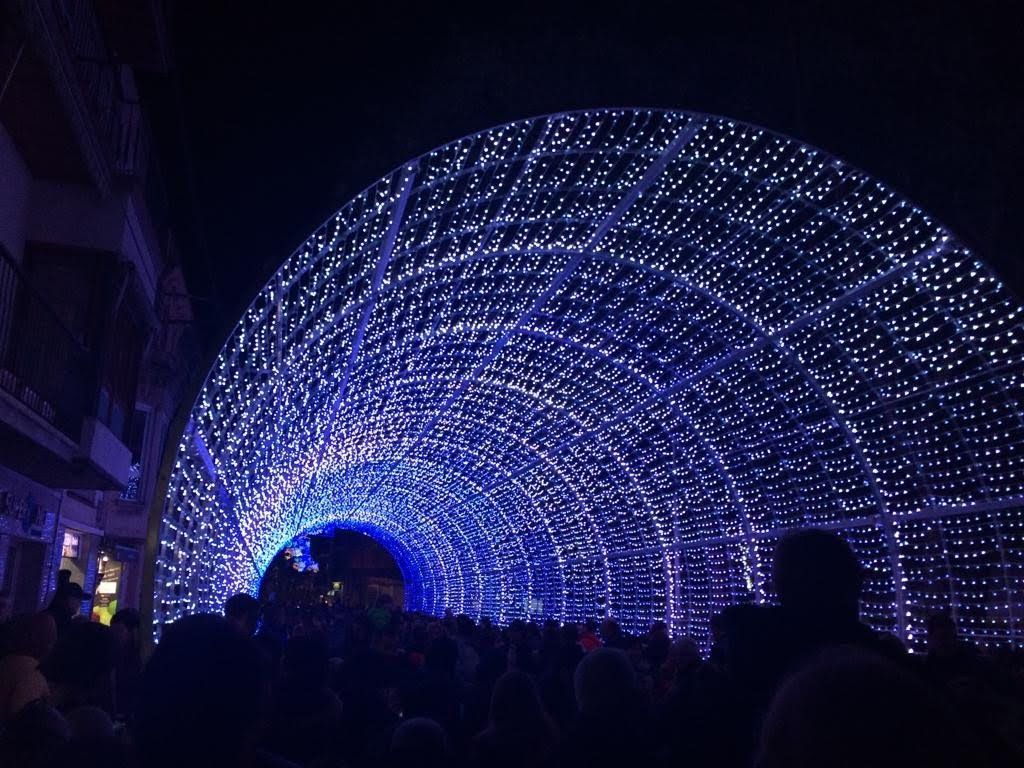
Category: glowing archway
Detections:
[{"x1": 155, "y1": 110, "x2": 1024, "y2": 649}]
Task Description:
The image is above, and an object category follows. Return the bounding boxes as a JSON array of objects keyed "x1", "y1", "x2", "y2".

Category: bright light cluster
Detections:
[{"x1": 154, "y1": 110, "x2": 1024, "y2": 650}]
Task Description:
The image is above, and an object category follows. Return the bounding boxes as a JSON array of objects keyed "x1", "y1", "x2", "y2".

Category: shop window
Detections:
[
  {"x1": 91, "y1": 552, "x2": 122, "y2": 625},
  {"x1": 61, "y1": 530, "x2": 80, "y2": 558}
]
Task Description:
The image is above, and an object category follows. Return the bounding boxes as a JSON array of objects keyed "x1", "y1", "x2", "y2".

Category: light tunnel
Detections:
[{"x1": 153, "y1": 109, "x2": 1024, "y2": 649}]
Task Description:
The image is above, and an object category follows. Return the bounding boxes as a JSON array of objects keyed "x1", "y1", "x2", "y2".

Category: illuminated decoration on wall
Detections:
[
  {"x1": 154, "y1": 110, "x2": 1024, "y2": 650},
  {"x1": 281, "y1": 535, "x2": 319, "y2": 573}
]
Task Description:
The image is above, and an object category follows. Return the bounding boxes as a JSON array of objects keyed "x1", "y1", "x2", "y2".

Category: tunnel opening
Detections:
[{"x1": 259, "y1": 529, "x2": 405, "y2": 612}]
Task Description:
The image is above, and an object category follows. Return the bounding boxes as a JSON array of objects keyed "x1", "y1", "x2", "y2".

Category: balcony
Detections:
[
  {"x1": 0, "y1": 246, "x2": 130, "y2": 489},
  {"x1": 4, "y1": 0, "x2": 154, "y2": 193}
]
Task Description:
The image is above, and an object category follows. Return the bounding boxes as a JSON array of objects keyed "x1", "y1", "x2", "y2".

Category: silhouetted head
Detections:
[
  {"x1": 224, "y1": 593, "x2": 260, "y2": 636},
  {"x1": 48, "y1": 582, "x2": 89, "y2": 622},
  {"x1": 756, "y1": 647, "x2": 975, "y2": 768},
  {"x1": 574, "y1": 647, "x2": 636, "y2": 718},
  {"x1": 134, "y1": 614, "x2": 266, "y2": 768},
  {"x1": 600, "y1": 618, "x2": 622, "y2": 642},
  {"x1": 110, "y1": 608, "x2": 140, "y2": 650},
  {"x1": 390, "y1": 717, "x2": 447, "y2": 768},
  {"x1": 773, "y1": 530, "x2": 861, "y2": 622},
  {"x1": 41, "y1": 621, "x2": 114, "y2": 706},
  {"x1": 490, "y1": 671, "x2": 546, "y2": 732},
  {"x1": 668, "y1": 636, "x2": 701, "y2": 669},
  {"x1": 7, "y1": 612, "x2": 57, "y2": 660},
  {"x1": 927, "y1": 613, "x2": 959, "y2": 656},
  {"x1": 507, "y1": 618, "x2": 527, "y2": 644}
]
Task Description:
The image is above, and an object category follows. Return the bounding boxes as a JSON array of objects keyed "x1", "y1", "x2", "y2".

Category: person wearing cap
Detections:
[{"x1": 45, "y1": 581, "x2": 90, "y2": 637}]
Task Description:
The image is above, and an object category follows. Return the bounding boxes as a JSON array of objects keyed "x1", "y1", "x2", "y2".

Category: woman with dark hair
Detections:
[{"x1": 471, "y1": 670, "x2": 558, "y2": 768}]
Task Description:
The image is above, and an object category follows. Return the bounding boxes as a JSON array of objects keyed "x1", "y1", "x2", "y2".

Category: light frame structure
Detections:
[{"x1": 154, "y1": 109, "x2": 1024, "y2": 649}]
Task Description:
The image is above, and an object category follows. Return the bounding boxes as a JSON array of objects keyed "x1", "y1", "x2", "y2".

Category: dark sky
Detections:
[{"x1": 147, "y1": 2, "x2": 1023, "y2": 343}]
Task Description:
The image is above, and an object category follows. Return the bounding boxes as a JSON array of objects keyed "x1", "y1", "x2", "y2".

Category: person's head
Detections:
[
  {"x1": 224, "y1": 593, "x2": 260, "y2": 636},
  {"x1": 49, "y1": 582, "x2": 89, "y2": 620},
  {"x1": 426, "y1": 620, "x2": 445, "y2": 643},
  {"x1": 926, "y1": 613, "x2": 959, "y2": 655},
  {"x1": 489, "y1": 671, "x2": 547, "y2": 732},
  {"x1": 756, "y1": 647, "x2": 975, "y2": 768},
  {"x1": 390, "y1": 717, "x2": 447, "y2": 768},
  {"x1": 600, "y1": 618, "x2": 623, "y2": 643},
  {"x1": 574, "y1": 647, "x2": 636, "y2": 718},
  {"x1": 109, "y1": 608, "x2": 140, "y2": 650},
  {"x1": 40, "y1": 621, "x2": 114, "y2": 708},
  {"x1": 649, "y1": 620, "x2": 669, "y2": 641},
  {"x1": 455, "y1": 614, "x2": 475, "y2": 639},
  {"x1": 773, "y1": 530, "x2": 861, "y2": 622},
  {"x1": 507, "y1": 619, "x2": 526, "y2": 644},
  {"x1": 7, "y1": 612, "x2": 57, "y2": 660},
  {"x1": 134, "y1": 614, "x2": 266, "y2": 768},
  {"x1": 668, "y1": 636, "x2": 701, "y2": 669}
]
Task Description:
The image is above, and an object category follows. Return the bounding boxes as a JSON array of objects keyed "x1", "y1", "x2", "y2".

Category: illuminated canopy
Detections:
[{"x1": 155, "y1": 110, "x2": 1024, "y2": 649}]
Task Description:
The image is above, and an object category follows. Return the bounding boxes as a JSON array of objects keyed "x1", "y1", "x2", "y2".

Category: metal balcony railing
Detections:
[
  {"x1": 0, "y1": 246, "x2": 98, "y2": 441},
  {"x1": 31, "y1": 0, "x2": 151, "y2": 180}
]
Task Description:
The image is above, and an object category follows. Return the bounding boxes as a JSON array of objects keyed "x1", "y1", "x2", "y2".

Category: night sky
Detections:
[{"x1": 144, "y1": 2, "x2": 1023, "y2": 344}]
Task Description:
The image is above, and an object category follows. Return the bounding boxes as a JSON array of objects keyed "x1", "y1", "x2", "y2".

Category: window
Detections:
[{"x1": 61, "y1": 531, "x2": 80, "y2": 559}]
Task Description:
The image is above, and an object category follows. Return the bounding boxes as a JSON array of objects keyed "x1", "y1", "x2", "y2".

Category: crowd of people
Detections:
[{"x1": 0, "y1": 529, "x2": 1022, "y2": 767}]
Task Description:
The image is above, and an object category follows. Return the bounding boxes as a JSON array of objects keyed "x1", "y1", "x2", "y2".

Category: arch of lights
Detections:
[{"x1": 155, "y1": 109, "x2": 1024, "y2": 650}]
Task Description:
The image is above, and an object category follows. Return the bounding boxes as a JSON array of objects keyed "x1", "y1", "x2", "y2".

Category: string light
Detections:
[{"x1": 153, "y1": 110, "x2": 1024, "y2": 651}]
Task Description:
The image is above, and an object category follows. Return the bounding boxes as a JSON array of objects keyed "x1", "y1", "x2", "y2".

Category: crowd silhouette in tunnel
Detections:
[{"x1": 1, "y1": 530, "x2": 1022, "y2": 767}]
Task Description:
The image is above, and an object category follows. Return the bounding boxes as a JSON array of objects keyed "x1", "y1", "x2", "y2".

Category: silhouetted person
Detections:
[
  {"x1": 0, "y1": 612, "x2": 56, "y2": 720},
  {"x1": 756, "y1": 647, "x2": 981, "y2": 768},
  {"x1": 40, "y1": 620, "x2": 115, "y2": 715},
  {"x1": 389, "y1": 717, "x2": 447, "y2": 768},
  {"x1": 225, "y1": 593, "x2": 261, "y2": 637},
  {"x1": 600, "y1": 618, "x2": 629, "y2": 650},
  {"x1": 925, "y1": 612, "x2": 980, "y2": 684},
  {"x1": 44, "y1": 581, "x2": 89, "y2": 637},
  {"x1": 401, "y1": 621, "x2": 459, "y2": 737},
  {"x1": 264, "y1": 634, "x2": 343, "y2": 766},
  {"x1": 559, "y1": 647, "x2": 653, "y2": 768},
  {"x1": 774, "y1": 530, "x2": 872, "y2": 642},
  {"x1": 538, "y1": 622, "x2": 582, "y2": 729},
  {"x1": 658, "y1": 636, "x2": 748, "y2": 768},
  {"x1": 769, "y1": 529, "x2": 894, "y2": 681},
  {"x1": 472, "y1": 671, "x2": 558, "y2": 768},
  {"x1": 645, "y1": 620, "x2": 670, "y2": 672},
  {"x1": 256, "y1": 602, "x2": 288, "y2": 670},
  {"x1": 133, "y1": 614, "x2": 272, "y2": 768},
  {"x1": 578, "y1": 620, "x2": 601, "y2": 652},
  {"x1": 109, "y1": 608, "x2": 142, "y2": 721}
]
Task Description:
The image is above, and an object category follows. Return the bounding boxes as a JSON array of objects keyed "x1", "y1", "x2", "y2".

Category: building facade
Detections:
[{"x1": 0, "y1": 0, "x2": 194, "y2": 622}]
